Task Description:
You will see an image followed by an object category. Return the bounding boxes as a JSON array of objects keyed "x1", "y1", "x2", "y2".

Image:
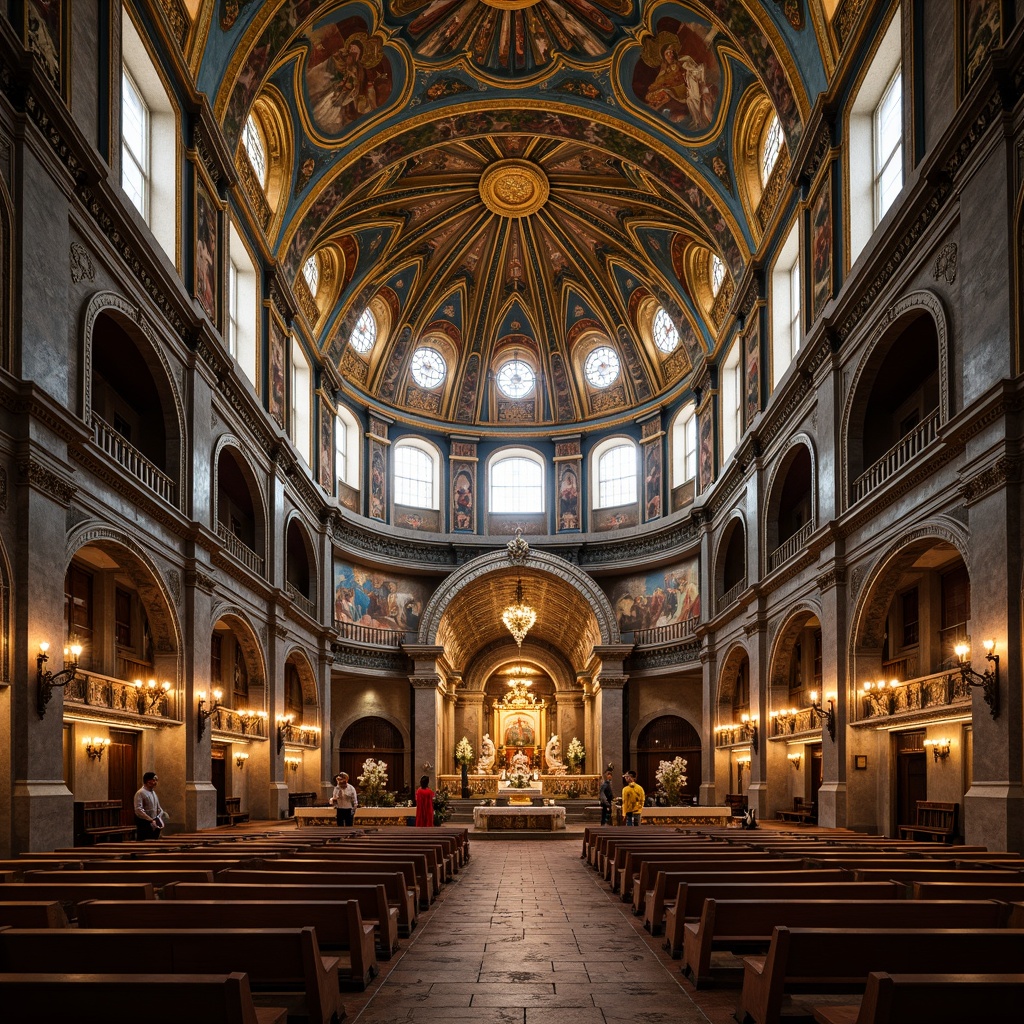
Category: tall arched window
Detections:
[
  {"x1": 489, "y1": 450, "x2": 545, "y2": 513},
  {"x1": 336, "y1": 404, "x2": 360, "y2": 490},
  {"x1": 593, "y1": 439, "x2": 637, "y2": 508},
  {"x1": 671, "y1": 402, "x2": 698, "y2": 486},
  {"x1": 761, "y1": 113, "x2": 782, "y2": 185},
  {"x1": 243, "y1": 114, "x2": 267, "y2": 187},
  {"x1": 393, "y1": 439, "x2": 439, "y2": 509}
]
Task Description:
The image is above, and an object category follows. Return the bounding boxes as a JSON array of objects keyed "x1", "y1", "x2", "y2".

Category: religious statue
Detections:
[
  {"x1": 544, "y1": 734, "x2": 566, "y2": 774},
  {"x1": 477, "y1": 733, "x2": 496, "y2": 773},
  {"x1": 510, "y1": 748, "x2": 531, "y2": 774}
]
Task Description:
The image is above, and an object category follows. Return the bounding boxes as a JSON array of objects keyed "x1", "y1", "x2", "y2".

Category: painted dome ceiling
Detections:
[{"x1": 202, "y1": 0, "x2": 830, "y2": 433}]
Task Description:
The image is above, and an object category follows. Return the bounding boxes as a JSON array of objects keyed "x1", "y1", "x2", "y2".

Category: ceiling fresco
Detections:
[{"x1": 197, "y1": 0, "x2": 831, "y2": 432}]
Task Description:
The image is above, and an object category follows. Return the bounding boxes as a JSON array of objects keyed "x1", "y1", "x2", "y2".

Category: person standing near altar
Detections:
[
  {"x1": 415, "y1": 775, "x2": 435, "y2": 827},
  {"x1": 599, "y1": 770, "x2": 615, "y2": 826},
  {"x1": 621, "y1": 770, "x2": 645, "y2": 826}
]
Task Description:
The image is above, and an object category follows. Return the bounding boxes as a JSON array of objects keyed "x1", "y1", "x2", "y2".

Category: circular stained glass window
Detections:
[
  {"x1": 584, "y1": 345, "x2": 620, "y2": 388},
  {"x1": 349, "y1": 308, "x2": 376, "y2": 354},
  {"x1": 653, "y1": 308, "x2": 679, "y2": 354},
  {"x1": 496, "y1": 358, "x2": 536, "y2": 399},
  {"x1": 411, "y1": 346, "x2": 447, "y2": 389}
]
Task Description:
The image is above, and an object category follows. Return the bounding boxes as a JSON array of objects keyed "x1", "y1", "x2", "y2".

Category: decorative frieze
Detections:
[
  {"x1": 69, "y1": 241, "x2": 94, "y2": 283},
  {"x1": 17, "y1": 458, "x2": 75, "y2": 506},
  {"x1": 933, "y1": 242, "x2": 958, "y2": 285}
]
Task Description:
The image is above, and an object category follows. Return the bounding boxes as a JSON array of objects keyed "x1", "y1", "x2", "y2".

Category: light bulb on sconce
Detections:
[
  {"x1": 84, "y1": 737, "x2": 110, "y2": 761},
  {"x1": 235, "y1": 752, "x2": 249, "y2": 769},
  {"x1": 36, "y1": 636, "x2": 84, "y2": 719},
  {"x1": 284, "y1": 756, "x2": 301, "y2": 772},
  {"x1": 923, "y1": 738, "x2": 952, "y2": 762},
  {"x1": 809, "y1": 690, "x2": 837, "y2": 741},
  {"x1": 787, "y1": 752, "x2": 802, "y2": 770},
  {"x1": 197, "y1": 688, "x2": 224, "y2": 739},
  {"x1": 954, "y1": 639, "x2": 1000, "y2": 719},
  {"x1": 134, "y1": 678, "x2": 171, "y2": 712}
]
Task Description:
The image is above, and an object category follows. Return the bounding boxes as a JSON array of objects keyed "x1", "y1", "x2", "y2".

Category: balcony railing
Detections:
[
  {"x1": 93, "y1": 415, "x2": 176, "y2": 504},
  {"x1": 768, "y1": 706, "x2": 820, "y2": 738},
  {"x1": 278, "y1": 721, "x2": 322, "y2": 748},
  {"x1": 216, "y1": 521, "x2": 265, "y2": 577},
  {"x1": 334, "y1": 619, "x2": 412, "y2": 648},
  {"x1": 718, "y1": 579, "x2": 746, "y2": 613},
  {"x1": 65, "y1": 669, "x2": 177, "y2": 720},
  {"x1": 853, "y1": 409, "x2": 939, "y2": 502},
  {"x1": 285, "y1": 582, "x2": 315, "y2": 618},
  {"x1": 633, "y1": 615, "x2": 699, "y2": 647},
  {"x1": 209, "y1": 706, "x2": 269, "y2": 738},
  {"x1": 768, "y1": 520, "x2": 814, "y2": 572},
  {"x1": 856, "y1": 668, "x2": 970, "y2": 722}
]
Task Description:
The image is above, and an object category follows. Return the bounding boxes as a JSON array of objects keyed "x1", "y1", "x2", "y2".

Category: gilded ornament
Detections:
[{"x1": 479, "y1": 159, "x2": 550, "y2": 218}]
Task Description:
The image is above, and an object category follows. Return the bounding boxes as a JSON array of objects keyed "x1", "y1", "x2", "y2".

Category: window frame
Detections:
[
  {"x1": 873, "y1": 68, "x2": 903, "y2": 223},
  {"x1": 227, "y1": 219, "x2": 259, "y2": 388},
  {"x1": 671, "y1": 402, "x2": 698, "y2": 486},
  {"x1": 335, "y1": 404, "x2": 361, "y2": 492},
  {"x1": 721, "y1": 340, "x2": 742, "y2": 459},
  {"x1": 121, "y1": 67, "x2": 149, "y2": 220},
  {"x1": 488, "y1": 448, "x2": 546, "y2": 515},
  {"x1": 393, "y1": 437, "x2": 441, "y2": 510},
  {"x1": 761, "y1": 112, "x2": 782, "y2": 185},
  {"x1": 289, "y1": 338, "x2": 311, "y2": 466},
  {"x1": 770, "y1": 218, "x2": 801, "y2": 387},
  {"x1": 592, "y1": 437, "x2": 638, "y2": 510}
]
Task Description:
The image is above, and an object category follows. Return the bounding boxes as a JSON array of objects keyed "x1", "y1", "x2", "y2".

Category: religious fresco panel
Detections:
[
  {"x1": 643, "y1": 441, "x2": 663, "y2": 523},
  {"x1": 606, "y1": 556, "x2": 701, "y2": 633},
  {"x1": 744, "y1": 323, "x2": 760, "y2": 429},
  {"x1": 592, "y1": 503, "x2": 639, "y2": 533},
  {"x1": 25, "y1": 1, "x2": 63, "y2": 94},
  {"x1": 451, "y1": 457, "x2": 477, "y2": 533},
  {"x1": 268, "y1": 316, "x2": 287, "y2": 428},
  {"x1": 557, "y1": 460, "x2": 582, "y2": 532},
  {"x1": 394, "y1": 504, "x2": 441, "y2": 531},
  {"x1": 961, "y1": 0, "x2": 1003, "y2": 95},
  {"x1": 333, "y1": 560, "x2": 432, "y2": 633},
  {"x1": 809, "y1": 172, "x2": 833, "y2": 322},
  {"x1": 368, "y1": 439, "x2": 387, "y2": 521},
  {"x1": 194, "y1": 176, "x2": 219, "y2": 325},
  {"x1": 698, "y1": 403, "x2": 714, "y2": 492},
  {"x1": 319, "y1": 395, "x2": 333, "y2": 493}
]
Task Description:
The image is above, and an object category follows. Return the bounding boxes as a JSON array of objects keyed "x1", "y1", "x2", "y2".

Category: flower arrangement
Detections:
[
  {"x1": 454, "y1": 736, "x2": 474, "y2": 766},
  {"x1": 507, "y1": 767, "x2": 531, "y2": 788},
  {"x1": 655, "y1": 756, "x2": 688, "y2": 806},
  {"x1": 565, "y1": 737, "x2": 586, "y2": 773},
  {"x1": 433, "y1": 788, "x2": 452, "y2": 825},
  {"x1": 357, "y1": 757, "x2": 389, "y2": 807}
]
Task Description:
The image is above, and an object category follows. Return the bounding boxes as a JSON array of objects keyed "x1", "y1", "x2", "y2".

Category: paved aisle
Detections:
[{"x1": 352, "y1": 840, "x2": 712, "y2": 1024}]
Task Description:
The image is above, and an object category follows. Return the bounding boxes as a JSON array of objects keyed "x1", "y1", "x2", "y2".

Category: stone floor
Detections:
[{"x1": 344, "y1": 839, "x2": 735, "y2": 1024}]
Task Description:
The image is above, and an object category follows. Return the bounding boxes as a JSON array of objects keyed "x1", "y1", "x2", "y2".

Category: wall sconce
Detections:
[
  {"x1": 235, "y1": 752, "x2": 249, "y2": 769},
  {"x1": 862, "y1": 679, "x2": 897, "y2": 714},
  {"x1": 787, "y1": 752, "x2": 802, "y2": 770},
  {"x1": 84, "y1": 737, "x2": 110, "y2": 761},
  {"x1": 770, "y1": 708, "x2": 799, "y2": 733},
  {"x1": 237, "y1": 709, "x2": 268, "y2": 734},
  {"x1": 134, "y1": 678, "x2": 171, "y2": 712},
  {"x1": 197, "y1": 689, "x2": 224, "y2": 740},
  {"x1": 955, "y1": 640, "x2": 1000, "y2": 719},
  {"x1": 276, "y1": 714, "x2": 295, "y2": 754},
  {"x1": 284, "y1": 756, "x2": 301, "y2": 772},
  {"x1": 809, "y1": 690, "x2": 836, "y2": 741},
  {"x1": 924, "y1": 738, "x2": 951, "y2": 762},
  {"x1": 736, "y1": 757, "x2": 751, "y2": 771},
  {"x1": 740, "y1": 714, "x2": 759, "y2": 754},
  {"x1": 37, "y1": 637, "x2": 83, "y2": 719}
]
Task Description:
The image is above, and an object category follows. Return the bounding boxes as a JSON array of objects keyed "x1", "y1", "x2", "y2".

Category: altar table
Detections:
[{"x1": 473, "y1": 806, "x2": 566, "y2": 831}]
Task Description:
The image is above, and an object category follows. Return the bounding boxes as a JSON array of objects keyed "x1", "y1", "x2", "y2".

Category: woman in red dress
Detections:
[{"x1": 415, "y1": 774, "x2": 434, "y2": 827}]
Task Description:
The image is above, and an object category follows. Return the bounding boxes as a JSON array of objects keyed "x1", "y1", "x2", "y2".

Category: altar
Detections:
[{"x1": 473, "y1": 805, "x2": 566, "y2": 832}]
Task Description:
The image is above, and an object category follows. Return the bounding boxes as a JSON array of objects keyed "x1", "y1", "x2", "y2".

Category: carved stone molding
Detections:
[
  {"x1": 69, "y1": 241, "x2": 94, "y2": 283},
  {"x1": 816, "y1": 565, "x2": 847, "y2": 592},
  {"x1": 933, "y1": 242, "x2": 958, "y2": 285},
  {"x1": 961, "y1": 458, "x2": 1018, "y2": 506},
  {"x1": 274, "y1": 623, "x2": 289, "y2": 638},
  {"x1": 259, "y1": 624, "x2": 269, "y2": 646},
  {"x1": 164, "y1": 568, "x2": 182, "y2": 605},
  {"x1": 17, "y1": 458, "x2": 75, "y2": 506},
  {"x1": 184, "y1": 567, "x2": 216, "y2": 593},
  {"x1": 0, "y1": 466, "x2": 6, "y2": 512}
]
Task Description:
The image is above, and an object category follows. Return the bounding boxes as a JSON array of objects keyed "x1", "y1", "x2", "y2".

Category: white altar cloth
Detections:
[{"x1": 473, "y1": 806, "x2": 566, "y2": 831}]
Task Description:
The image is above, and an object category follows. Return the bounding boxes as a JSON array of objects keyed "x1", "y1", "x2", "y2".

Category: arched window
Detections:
[
  {"x1": 302, "y1": 253, "x2": 319, "y2": 296},
  {"x1": 710, "y1": 254, "x2": 725, "y2": 296},
  {"x1": 489, "y1": 450, "x2": 545, "y2": 513},
  {"x1": 290, "y1": 340, "x2": 311, "y2": 465},
  {"x1": 394, "y1": 438, "x2": 439, "y2": 509},
  {"x1": 593, "y1": 439, "x2": 637, "y2": 509},
  {"x1": 652, "y1": 307, "x2": 679, "y2": 354},
  {"x1": 671, "y1": 402, "x2": 698, "y2": 486},
  {"x1": 243, "y1": 113, "x2": 267, "y2": 187},
  {"x1": 761, "y1": 113, "x2": 782, "y2": 185},
  {"x1": 349, "y1": 308, "x2": 376, "y2": 354},
  {"x1": 227, "y1": 219, "x2": 259, "y2": 388},
  {"x1": 336, "y1": 404, "x2": 360, "y2": 490}
]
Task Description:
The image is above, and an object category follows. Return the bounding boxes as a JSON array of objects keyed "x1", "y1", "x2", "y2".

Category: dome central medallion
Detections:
[
  {"x1": 480, "y1": 0, "x2": 542, "y2": 8},
  {"x1": 479, "y1": 160, "x2": 550, "y2": 218}
]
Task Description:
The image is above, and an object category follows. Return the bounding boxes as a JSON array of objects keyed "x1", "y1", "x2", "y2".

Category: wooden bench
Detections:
[
  {"x1": 167, "y1": 881, "x2": 401, "y2": 959},
  {"x1": 218, "y1": 797, "x2": 251, "y2": 827},
  {"x1": 737, "y1": 927, "x2": 1024, "y2": 1024},
  {"x1": 811, "y1": 971, "x2": 1024, "y2": 1024},
  {"x1": 218, "y1": 868, "x2": 417, "y2": 937},
  {"x1": 0, "y1": 882, "x2": 155, "y2": 920},
  {"x1": 73, "y1": 801, "x2": 136, "y2": 845},
  {"x1": 79, "y1": 898, "x2": 378, "y2": 989},
  {"x1": 23, "y1": 868, "x2": 215, "y2": 889},
  {"x1": 288, "y1": 792, "x2": 318, "y2": 815},
  {"x1": 897, "y1": 800, "x2": 958, "y2": 842},
  {"x1": 0, "y1": 972, "x2": 287, "y2": 1024},
  {"x1": 776, "y1": 798, "x2": 817, "y2": 824},
  {"x1": 0, "y1": 926, "x2": 343, "y2": 1024},
  {"x1": 912, "y1": 880, "x2": 1024, "y2": 902},
  {"x1": 684, "y1": 899, "x2": 1009, "y2": 989},
  {"x1": 0, "y1": 901, "x2": 69, "y2": 927},
  {"x1": 663, "y1": 881, "x2": 902, "y2": 958}
]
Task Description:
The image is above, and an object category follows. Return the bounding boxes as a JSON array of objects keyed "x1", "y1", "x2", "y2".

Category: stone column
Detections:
[
  {"x1": 744, "y1": 618, "x2": 769, "y2": 820},
  {"x1": 267, "y1": 622, "x2": 291, "y2": 820},
  {"x1": 456, "y1": 691, "x2": 485, "y2": 771},
  {"x1": 700, "y1": 643, "x2": 719, "y2": 808},
  {"x1": 592, "y1": 644, "x2": 632, "y2": 773},
  {"x1": 816, "y1": 563, "x2": 848, "y2": 829},
  {"x1": 405, "y1": 645, "x2": 448, "y2": 781},
  {"x1": 182, "y1": 564, "x2": 217, "y2": 832}
]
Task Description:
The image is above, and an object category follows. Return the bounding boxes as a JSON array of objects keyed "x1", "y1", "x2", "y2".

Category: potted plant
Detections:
[
  {"x1": 565, "y1": 737, "x2": 586, "y2": 774},
  {"x1": 455, "y1": 736, "x2": 474, "y2": 798},
  {"x1": 357, "y1": 757, "x2": 389, "y2": 807},
  {"x1": 654, "y1": 756, "x2": 688, "y2": 806}
]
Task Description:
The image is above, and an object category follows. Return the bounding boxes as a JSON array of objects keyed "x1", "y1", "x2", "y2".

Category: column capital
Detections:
[
  {"x1": 595, "y1": 674, "x2": 628, "y2": 691},
  {"x1": 409, "y1": 674, "x2": 444, "y2": 691}
]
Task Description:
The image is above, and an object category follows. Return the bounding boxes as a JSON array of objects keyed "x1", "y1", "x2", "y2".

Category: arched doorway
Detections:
[
  {"x1": 339, "y1": 717, "x2": 406, "y2": 800},
  {"x1": 637, "y1": 715, "x2": 702, "y2": 801}
]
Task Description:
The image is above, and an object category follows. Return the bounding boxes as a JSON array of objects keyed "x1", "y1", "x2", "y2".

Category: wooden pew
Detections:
[
  {"x1": 852, "y1": 868, "x2": 1022, "y2": 888},
  {"x1": 72, "y1": 800, "x2": 136, "y2": 844},
  {"x1": 684, "y1": 899, "x2": 1009, "y2": 988},
  {"x1": 737, "y1": 927, "x2": 1024, "y2": 1024},
  {"x1": 217, "y1": 869, "x2": 417, "y2": 936},
  {"x1": 897, "y1": 800, "x2": 958, "y2": 842},
  {"x1": 271, "y1": 854, "x2": 434, "y2": 907},
  {"x1": 0, "y1": 926, "x2": 343, "y2": 1024},
  {"x1": 0, "y1": 972, "x2": 288, "y2": 1024},
  {"x1": 23, "y1": 868, "x2": 215, "y2": 888},
  {"x1": 78, "y1": 898, "x2": 378, "y2": 989},
  {"x1": 811, "y1": 971, "x2": 1024, "y2": 1024},
  {"x1": 646, "y1": 868, "x2": 851, "y2": 938},
  {"x1": 0, "y1": 882, "x2": 155, "y2": 920},
  {"x1": 0, "y1": 901, "x2": 69, "y2": 927},
  {"x1": 912, "y1": 880, "x2": 1024, "y2": 902},
  {"x1": 167, "y1": 881, "x2": 400, "y2": 958},
  {"x1": 663, "y1": 881, "x2": 902, "y2": 958}
]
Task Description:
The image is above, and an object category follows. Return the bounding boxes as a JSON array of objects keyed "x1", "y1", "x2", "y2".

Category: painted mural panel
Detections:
[
  {"x1": 744, "y1": 325, "x2": 759, "y2": 429},
  {"x1": 268, "y1": 317, "x2": 287, "y2": 428},
  {"x1": 557, "y1": 462, "x2": 581, "y2": 531},
  {"x1": 333, "y1": 561, "x2": 430, "y2": 633},
  {"x1": 451, "y1": 460, "x2": 476, "y2": 532},
  {"x1": 643, "y1": 443, "x2": 662, "y2": 522},
  {"x1": 698, "y1": 406, "x2": 713, "y2": 492},
  {"x1": 25, "y1": 1, "x2": 62, "y2": 92},
  {"x1": 607, "y1": 557, "x2": 701, "y2": 633},
  {"x1": 319, "y1": 396, "x2": 333, "y2": 492},
  {"x1": 304, "y1": 17, "x2": 393, "y2": 136},
  {"x1": 633, "y1": 15, "x2": 722, "y2": 133},
  {"x1": 810, "y1": 175, "x2": 832, "y2": 321},
  {"x1": 368, "y1": 440, "x2": 386, "y2": 520},
  {"x1": 195, "y1": 179, "x2": 218, "y2": 324},
  {"x1": 962, "y1": 0, "x2": 1002, "y2": 93}
]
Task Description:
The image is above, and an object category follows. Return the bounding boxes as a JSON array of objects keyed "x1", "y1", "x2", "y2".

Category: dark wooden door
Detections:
[
  {"x1": 896, "y1": 731, "x2": 927, "y2": 829},
  {"x1": 636, "y1": 715, "x2": 702, "y2": 801},
  {"x1": 211, "y1": 749, "x2": 227, "y2": 815},
  {"x1": 809, "y1": 743, "x2": 823, "y2": 820},
  {"x1": 107, "y1": 730, "x2": 138, "y2": 827}
]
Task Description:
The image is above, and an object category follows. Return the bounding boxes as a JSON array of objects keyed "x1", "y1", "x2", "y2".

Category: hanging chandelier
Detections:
[
  {"x1": 502, "y1": 576, "x2": 536, "y2": 646},
  {"x1": 500, "y1": 676, "x2": 544, "y2": 708}
]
